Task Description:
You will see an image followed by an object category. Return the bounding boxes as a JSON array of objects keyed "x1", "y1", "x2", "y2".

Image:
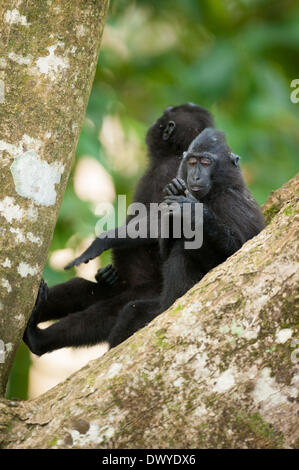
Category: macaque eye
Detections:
[
  {"x1": 188, "y1": 157, "x2": 197, "y2": 165},
  {"x1": 199, "y1": 157, "x2": 211, "y2": 166}
]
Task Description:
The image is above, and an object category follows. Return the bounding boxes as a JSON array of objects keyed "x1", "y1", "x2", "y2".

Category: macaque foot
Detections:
[
  {"x1": 23, "y1": 279, "x2": 48, "y2": 355},
  {"x1": 30, "y1": 279, "x2": 48, "y2": 327}
]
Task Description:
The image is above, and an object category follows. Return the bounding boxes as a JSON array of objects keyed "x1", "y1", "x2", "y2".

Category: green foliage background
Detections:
[{"x1": 7, "y1": 0, "x2": 299, "y2": 399}]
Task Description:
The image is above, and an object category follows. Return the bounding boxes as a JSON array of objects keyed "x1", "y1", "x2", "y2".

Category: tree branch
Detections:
[{"x1": 0, "y1": 173, "x2": 298, "y2": 449}]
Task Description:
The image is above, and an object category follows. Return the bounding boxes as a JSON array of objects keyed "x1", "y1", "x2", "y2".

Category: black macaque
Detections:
[
  {"x1": 23, "y1": 103, "x2": 214, "y2": 355},
  {"x1": 107, "y1": 128, "x2": 265, "y2": 347}
]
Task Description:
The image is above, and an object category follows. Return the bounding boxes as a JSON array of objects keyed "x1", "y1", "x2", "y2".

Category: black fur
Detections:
[
  {"x1": 107, "y1": 128, "x2": 265, "y2": 347},
  {"x1": 23, "y1": 104, "x2": 214, "y2": 355}
]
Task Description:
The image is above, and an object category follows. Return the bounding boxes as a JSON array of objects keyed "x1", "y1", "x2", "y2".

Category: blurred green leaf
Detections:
[{"x1": 6, "y1": 343, "x2": 31, "y2": 400}]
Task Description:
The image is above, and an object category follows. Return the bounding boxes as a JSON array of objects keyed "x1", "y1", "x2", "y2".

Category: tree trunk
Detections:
[
  {"x1": 0, "y1": 174, "x2": 298, "y2": 449},
  {"x1": 0, "y1": 0, "x2": 109, "y2": 396}
]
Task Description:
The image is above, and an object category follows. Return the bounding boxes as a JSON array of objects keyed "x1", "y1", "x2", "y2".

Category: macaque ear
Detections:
[
  {"x1": 163, "y1": 120, "x2": 176, "y2": 140},
  {"x1": 230, "y1": 152, "x2": 240, "y2": 166}
]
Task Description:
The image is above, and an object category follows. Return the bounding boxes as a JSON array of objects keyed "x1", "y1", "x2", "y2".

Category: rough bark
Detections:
[
  {"x1": 0, "y1": 174, "x2": 298, "y2": 449},
  {"x1": 0, "y1": 0, "x2": 109, "y2": 395}
]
